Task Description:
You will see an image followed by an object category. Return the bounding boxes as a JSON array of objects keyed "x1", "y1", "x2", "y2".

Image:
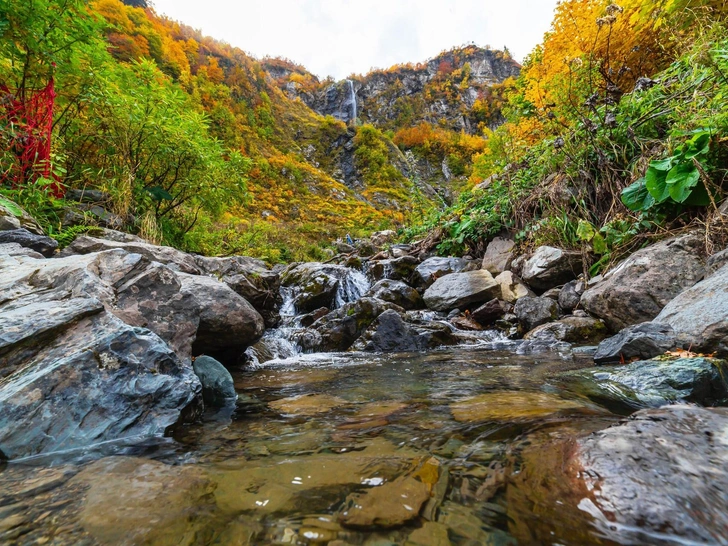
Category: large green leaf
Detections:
[
  {"x1": 649, "y1": 158, "x2": 675, "y2": 172},
  {"x1": 645, "y1": 168, "x2": 671, "y2": 203},
  {"x1": 621, "y1": 179, "x2": 654, "y2": 211},
  {"x1": 666, "y1": 163, "x2": 700, "y2": 203}
]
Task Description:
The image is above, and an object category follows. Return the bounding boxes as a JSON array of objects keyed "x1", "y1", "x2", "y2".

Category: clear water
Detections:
[{"x1": 0, "y1": 345, "x2": 636, "y2": 545}]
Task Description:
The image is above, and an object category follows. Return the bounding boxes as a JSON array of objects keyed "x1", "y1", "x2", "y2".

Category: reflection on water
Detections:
[{"x1": 1, "y1": 346, "x2": 628, "y2": 545}]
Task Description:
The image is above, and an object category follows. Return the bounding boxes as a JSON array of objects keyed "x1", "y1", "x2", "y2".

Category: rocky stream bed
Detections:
[{"x1": 1, "y1": 201, "x2": 728, "y2": 545}]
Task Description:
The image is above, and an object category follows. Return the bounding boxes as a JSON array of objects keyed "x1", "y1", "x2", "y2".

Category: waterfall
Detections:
[{"x1": 347, "y1": 79, "x2": 357, "y2": 123}]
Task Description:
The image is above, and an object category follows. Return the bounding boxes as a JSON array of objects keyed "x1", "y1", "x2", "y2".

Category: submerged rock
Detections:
[
  {"x1": 653, "y1": 262, "x2": 728, "y2": 356},
  {"x1": 338, "y1": 458, "x2": 440, "y2": 529},
  {"x1": 559, "y1": 357, "x2": 728, "y2": 412},
  {"x1": 521, "y1": 246, "x2": 582, "y2": 291},
  {"x1": 423, "y1": 270, "x2": 500, "y2": 312},
  {"x1": 576, "y1": 405, "x2": 728, "y2": 545},
  {"x1": 594, "y1": 322, "x2": 678, "y2": 364},
  {"x1": 70, "y1": 457, "x2": 215, "y2": 546},
  {"x1": 450, "y1": 391, "x2": 586, "y2": 423},
  {"x1": 269, "y1": 394, "x2": 347, "y2": 415},
  {"x1": 580, "y1": 232, "x2": 705, "y2": 331},
  {"x1": 193, "y1": 356, "x2": 237, "y2": 408}
]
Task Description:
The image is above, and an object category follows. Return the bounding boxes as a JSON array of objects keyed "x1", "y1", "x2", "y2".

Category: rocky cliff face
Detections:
[{"x1": 273, "y1": 46, "x2": 521, "y2": 134}]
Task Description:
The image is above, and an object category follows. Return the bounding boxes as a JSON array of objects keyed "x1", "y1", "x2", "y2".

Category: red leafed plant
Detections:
[{"x1": 0, "y1": 76, "x2": 64, "y2": 198}]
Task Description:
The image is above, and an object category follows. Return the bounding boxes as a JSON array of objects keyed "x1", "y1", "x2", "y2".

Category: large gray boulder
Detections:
[
  {"x1": 350, "y1": 309, "x2": 456, "y2": 353},
  {"x1": 365, "y1": 279, "x2": 424, "y2": 310},
  {"x1": 194, "y1": 255, "x2": 281, "y2": 319},
  {"x1": 654, "y1": 262, "x2": 728, "y2": 356},
  {"x1": 576, "y1": 405, "x2": 728, "y2": 544},
  {"x1": 0, "y1": 228, "x2": 57, "y2": 257},
  {"x1": 580, "y1": 233, "x2": 705, "y2": 331},
  {"x1": 481, "y1": 237, "x2": 515, "y2": 275},
  {"x1": 61, "y1": 235, "x2": 202, "y2": 273},
  {"x1": 594, "y1": 322, "x2": 678, "y2": 364},
  {"x1": 413, "y1": 257, "x2": 470, "y2": 288},
  {"x1": 423, "y1": 270, "x2": 500, "y2": 312},
  {"x1": 559, "y1": 357, "x2": 728, "y2": 411},
  {"x1": 1, "y1": 248, "x2": 263, "y2": 363},
  {"x1": 0, "y1": 308, "x2": 201, "y2": 460},
  {"x1": 514, "y1": 296, "x2": 558, "y2": 333},
  {"x1": 62, "y1": 235, "x2": 281, "y2": 323},
  {"x1": 178, "y1": 273, "x2": 265, "y2": 361},
  {"x1": 521, "y1": 246, "x2": 582, "y2": 291}
]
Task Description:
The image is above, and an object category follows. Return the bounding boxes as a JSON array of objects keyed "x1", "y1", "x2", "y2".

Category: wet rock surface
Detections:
[
  {"x1": 581, "y1": 232, "x2": 706, "y2": 331},
  {"x1": 193, "y1": 356, "x2": 237, "y2": 408},
  {"x1": 351, "y1": 309, "x2": 456, "y2": 353},
  {"x1": 577, "y1": 405, "x2": 728, "y2": 545},
  {"x1": 559, "y1": 357, "x2": 728, "y2": 411},
  {"x1": 312, "y1": 297, "x2": 402, "y2": 351},
  {"x1": 594, "y1": 322, "x2": 678, "y2": 364}
]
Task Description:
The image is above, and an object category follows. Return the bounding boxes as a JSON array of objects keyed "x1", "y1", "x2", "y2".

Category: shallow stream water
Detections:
[{"x1": 0, "y1": 343, "x2": 648, "y2": 546}]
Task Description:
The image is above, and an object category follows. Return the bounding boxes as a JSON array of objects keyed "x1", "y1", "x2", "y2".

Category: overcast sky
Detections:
[{"x1": 151, "y1": 0, "x2": 559, "y2": 80}]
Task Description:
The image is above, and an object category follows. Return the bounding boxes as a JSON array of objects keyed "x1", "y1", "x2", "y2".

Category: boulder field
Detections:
[{"x1": 2, "y1": 197, "x2": 728, "y2": 469}]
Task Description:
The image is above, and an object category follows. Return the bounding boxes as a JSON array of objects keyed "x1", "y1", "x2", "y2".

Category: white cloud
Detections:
[{"x1": 150, "y1": 0, "x2": 559, "y2": 80}]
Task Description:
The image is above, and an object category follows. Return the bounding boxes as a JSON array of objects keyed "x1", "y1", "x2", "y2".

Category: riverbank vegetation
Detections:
[{"x1": 406, "y1": 0, "x2": 728, "y2": 274}]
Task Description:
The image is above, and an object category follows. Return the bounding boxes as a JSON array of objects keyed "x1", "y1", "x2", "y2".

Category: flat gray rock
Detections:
[{"x1": 423, "y1": 270, "x2": 500, "y2": 312}]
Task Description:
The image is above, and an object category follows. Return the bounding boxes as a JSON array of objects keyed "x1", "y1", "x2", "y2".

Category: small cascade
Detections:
[
  {"x1": 347, "y1": 79, "x2": 357, "y2": 123},
  {"x1": 334, "y1": 268, "x2": 370, "y2": 308},
  {"x1": 278, "y1": 286, "x2": 297, "y2": 320}
]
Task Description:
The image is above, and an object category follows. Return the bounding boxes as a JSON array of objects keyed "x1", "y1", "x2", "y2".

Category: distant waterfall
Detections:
[{"x1": 347, "y1": 79, "x2": 357, "y2": 123}]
